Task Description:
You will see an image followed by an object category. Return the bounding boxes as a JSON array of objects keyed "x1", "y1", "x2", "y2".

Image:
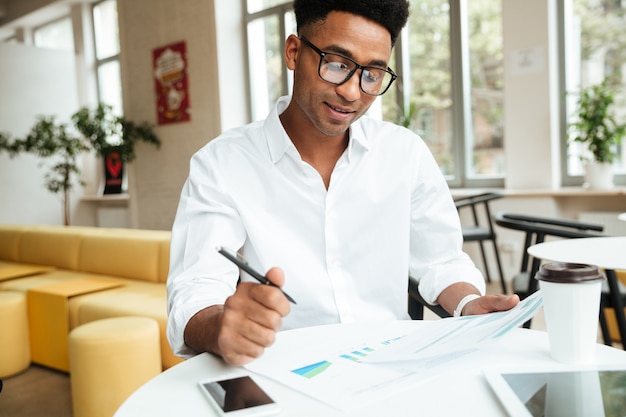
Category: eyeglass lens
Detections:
[{"x1": 319, "y1": 53, "x2": 394, "y2": 96}]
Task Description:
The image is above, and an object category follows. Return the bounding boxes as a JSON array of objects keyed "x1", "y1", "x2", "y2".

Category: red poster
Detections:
[
  {"x1": 103, "y1": 148, "x2": 124, "y2": 194},
  {"x1": 153, "y1": 41, "x2": 191, "y2": 124}
]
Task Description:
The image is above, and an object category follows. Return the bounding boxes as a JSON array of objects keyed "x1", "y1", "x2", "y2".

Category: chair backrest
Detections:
[
  {"x1": 408, "y1": 276, "x2": 451, "y2": 319},
  {"x1": 493, "y1": 212, "x2": 605, "y2": 295},
  {"x1": 454, "y1": 192, "x2": 504, "y2": 235}
]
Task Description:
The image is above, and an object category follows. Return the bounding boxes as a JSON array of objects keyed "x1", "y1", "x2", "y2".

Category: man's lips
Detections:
[{"x1": 325, "y1": 102, "x2": 355, "y2": 115}]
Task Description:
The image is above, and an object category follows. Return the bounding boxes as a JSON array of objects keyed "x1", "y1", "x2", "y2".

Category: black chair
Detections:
[
  {"x1": 600, "y1": 270, "x2": 626, "y2": 347},
  {"x1": 493, "y1": 212, "x2": 605, "y2": 298},
  {"x1": 408, "y1": 276, "x2": 451, "y2": 320},
  {"x1": 454, "y1": 192, "x2": 507, "y2": 293},
  {"x1": 493, "y1": 212, "x2": 605, "y2": 328}
]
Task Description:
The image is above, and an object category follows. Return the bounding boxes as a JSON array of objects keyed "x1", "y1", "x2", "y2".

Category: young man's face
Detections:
[{"x1": 286, "y1": 11, "x2": 393, "y2": 138}]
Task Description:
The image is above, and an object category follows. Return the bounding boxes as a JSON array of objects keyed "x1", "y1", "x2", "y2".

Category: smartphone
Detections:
[{"x1": 198, "y1": 375, "x2": 280, "y2": 416}]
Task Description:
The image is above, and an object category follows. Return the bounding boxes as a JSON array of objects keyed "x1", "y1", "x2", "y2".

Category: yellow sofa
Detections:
[{"x1": 0, "y1": 224, "x2": 183, "y2": 372}]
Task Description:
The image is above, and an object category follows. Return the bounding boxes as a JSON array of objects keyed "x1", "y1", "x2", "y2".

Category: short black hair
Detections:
[{"x1": 293, "y1": 0, "x2": 410, "y2": 46}]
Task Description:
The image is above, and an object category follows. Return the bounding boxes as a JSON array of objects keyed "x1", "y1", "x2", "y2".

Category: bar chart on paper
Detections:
[
  {"x1": 291, "y1": 360, "x2": 332, "y2": 378},
  {"x1": 248, "y1": 337, "x2": 415, "y2": 411},
  {"x1": 290, "y1": 339, "x2": 403, "y2": 379}
]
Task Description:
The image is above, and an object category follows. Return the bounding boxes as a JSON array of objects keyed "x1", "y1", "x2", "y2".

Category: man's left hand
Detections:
[{"x1": 462, "y1": 294, "x2": 519, "y2": 316}]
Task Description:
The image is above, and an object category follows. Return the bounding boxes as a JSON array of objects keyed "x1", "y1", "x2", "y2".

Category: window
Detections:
[
  {"x1": 385, "y1": 0, "x2": 504, "y2": 187},
  {"x1": 382, "y1": 1, "x2": 454, "y2": 176},
  {"x1": 245, "y1": 1, "x2": 505, "y2": 187},
  {"x1": 245, "y1": 2, "x2": 294, "y2": 120},
  {"x1": 93, "y1": 0, "x2": 122, "y2": 115},
  {"x1": 561, "y1": 0, "x2": 626, "y2": 186},
  {"x1": 465, "y1": 1, "x2": 504, "y2": 181},
  {"x1": 247, "y1": 0, "x2": 290, "y2": 14},
  {"x1": 33, "y1": 16, "x2": 74, "y2": 51}
]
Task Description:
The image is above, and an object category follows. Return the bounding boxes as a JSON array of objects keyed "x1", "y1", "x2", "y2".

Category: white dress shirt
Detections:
[{"x1": 167, "y1": 96, "x2": 485, "y2": 358}]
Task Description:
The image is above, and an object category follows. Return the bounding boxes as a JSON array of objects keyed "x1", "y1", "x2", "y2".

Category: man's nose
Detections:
[{"x1": 335, "y1": 71, "x2": 362, "y2": 102}]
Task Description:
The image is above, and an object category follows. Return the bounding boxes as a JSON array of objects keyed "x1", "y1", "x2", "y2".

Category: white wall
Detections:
[
  {"x1": 502, "y1": 0, "x2": 561, "y2": 189},
  {"x1": 0, "y1": 42, "x2": 95, "y2": 226}
]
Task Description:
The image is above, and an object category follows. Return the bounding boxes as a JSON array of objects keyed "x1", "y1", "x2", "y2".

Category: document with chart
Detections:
[{"x1": 246, "y1": 291, "x2": 543, "y2": 411}]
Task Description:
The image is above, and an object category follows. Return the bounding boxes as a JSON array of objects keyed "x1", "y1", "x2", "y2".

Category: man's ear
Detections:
[{"x1": 284, "y1": 34, "x2": 300, "y2": 71}]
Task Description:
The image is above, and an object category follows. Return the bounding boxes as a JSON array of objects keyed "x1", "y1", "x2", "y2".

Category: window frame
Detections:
[
  {"x1": 91, "y1": 0, "x2": 122, "y2": 114},
  {"x1": 244, "y1": 2, "x2": 293, "y2": 120},
  {"x1": 393, "y1": 0, "x2": 505, "y2": 188}
]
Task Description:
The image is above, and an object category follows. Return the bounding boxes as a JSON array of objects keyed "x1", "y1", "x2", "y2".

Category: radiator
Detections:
[{"x1": 578, "y1": 211, "x2": 626, "y2": 236}]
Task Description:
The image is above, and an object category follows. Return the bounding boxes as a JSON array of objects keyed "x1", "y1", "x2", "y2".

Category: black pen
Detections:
[{"x1": 217, "y1": 246, "x2": 297, "y2": 304}]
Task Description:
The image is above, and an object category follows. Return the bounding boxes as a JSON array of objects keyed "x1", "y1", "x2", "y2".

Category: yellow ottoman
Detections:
[
  {"x1": 0, "y1": 291, "x2": 30, "y2": 378},
  {"x1": 68, "y1": 316, "x2": 161, "y2": 417}
]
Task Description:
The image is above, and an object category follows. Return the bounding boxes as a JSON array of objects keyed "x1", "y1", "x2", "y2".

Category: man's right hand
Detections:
[{"x1": 184, "y1": 267, "x2": 291, "y2": 366}]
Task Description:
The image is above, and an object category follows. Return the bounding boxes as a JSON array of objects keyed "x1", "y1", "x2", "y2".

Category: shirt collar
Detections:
[
  {"x1": 346, "y1": 117, "x2": 370, "y2": 162},
  {"x1": 264, "y1": 96, "x2": 295, "y2": 164},
  {"x1": 264, "y1": 96, "x2": 371, "y2": 164}
]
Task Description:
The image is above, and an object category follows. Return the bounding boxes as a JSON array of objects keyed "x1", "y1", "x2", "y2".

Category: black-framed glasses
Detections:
[{"x1": 299, "y1": 37, "x2": 397, "y2": 96}]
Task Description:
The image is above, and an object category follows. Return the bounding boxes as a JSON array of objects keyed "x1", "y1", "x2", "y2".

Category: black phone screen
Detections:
[{"x1": 201, "y1": 376, "x2": 275, "y2": 412}]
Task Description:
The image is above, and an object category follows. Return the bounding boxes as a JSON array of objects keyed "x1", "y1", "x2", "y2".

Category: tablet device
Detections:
[
  {"x1": 198, "y1": 375, "x2": 280, "y2": 416},
  {"x1": 484, "y1": 369, "x2": 626, "y2": 417}
]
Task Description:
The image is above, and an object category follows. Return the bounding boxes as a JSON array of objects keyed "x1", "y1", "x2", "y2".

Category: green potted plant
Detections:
[
  {"x1": 0, "y1": 117, "x2": 88, "y2": 225},
  {"x1": 568, "y1": 77, "x2": 626, "y2": 189},
  {"x1": 72, "y1": 103, "x2": 161, "y2": 194}
]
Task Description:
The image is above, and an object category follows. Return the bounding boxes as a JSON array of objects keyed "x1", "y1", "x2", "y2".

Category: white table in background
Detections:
[
  {"x1": 528, "y1": 236, "x2": 626, "y2": 347},
  {"x1": 114, "y1": 321, "x2": 626, "y2": 417}
]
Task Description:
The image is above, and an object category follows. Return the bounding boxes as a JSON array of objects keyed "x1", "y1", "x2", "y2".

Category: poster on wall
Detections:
[{"x1": 153, "y1": 41, "x2": 191, "y2": 124}]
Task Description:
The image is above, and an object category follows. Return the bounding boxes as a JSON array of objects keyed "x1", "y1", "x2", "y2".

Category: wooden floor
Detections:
[
  {"x1": 0, "y1": 365, "x2": 71, "y2": 417},
  {"x1": 0, "y1": 281, "x2": 621, "y2": 417}
]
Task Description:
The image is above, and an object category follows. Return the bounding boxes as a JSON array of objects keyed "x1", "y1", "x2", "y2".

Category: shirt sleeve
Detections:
[
  {"x1": 407, "y1": 141, "x2": 486, "y2": 305},
  {"x1": 166, "y1": 145, "x2": 247, "y2": 358}
]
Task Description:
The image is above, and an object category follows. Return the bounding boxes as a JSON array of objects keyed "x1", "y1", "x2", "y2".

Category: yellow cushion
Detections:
[
  {"x1": 0, "y1": 226, "x2": 25, "y2": 261},
  {"x1": 73, "y1": 281, "x2": 183, "y2": 369},
  {"x1": 0, "y1": 291, "x2": 30, "y2": 378},
  {"x1": 69, "y1": 317, "x2": 161, "y2": 417},
  {"x1": 18, "y1": 228, "x2": 83, "y2": 270},
  {"x1": 78, "y1": 230, "x2": 170, "y2": 282}
]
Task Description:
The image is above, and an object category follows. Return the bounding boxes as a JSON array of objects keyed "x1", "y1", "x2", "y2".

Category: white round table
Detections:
[
  {"x1": 527, "y1": 236, "x2": 626, "y2": 271},
  {"x1": 114, "y1": 321, "x2": 626, "y2": 417}
]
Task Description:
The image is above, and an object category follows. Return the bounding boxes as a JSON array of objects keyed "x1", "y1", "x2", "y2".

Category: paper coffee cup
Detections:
[{"x1": 535, "y1": 263, "x2": 605, "y2": 364}]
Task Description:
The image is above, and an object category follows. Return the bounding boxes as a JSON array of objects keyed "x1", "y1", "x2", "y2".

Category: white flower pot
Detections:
[{"x1": 584, "y1": 161, "x2": 614, "y2": 190}]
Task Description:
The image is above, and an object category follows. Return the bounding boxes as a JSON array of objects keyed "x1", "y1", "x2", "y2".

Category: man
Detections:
[{"x1": 167, "y1": 0, "x2": 519, "y2": 366}]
